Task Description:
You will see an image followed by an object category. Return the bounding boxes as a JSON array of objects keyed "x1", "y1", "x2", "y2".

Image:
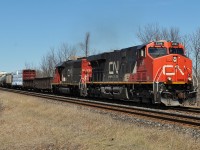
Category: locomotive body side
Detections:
[
  {"x1": 87, "y1": 46, "x2": 153, "y2": 101},
  {"x1": 87, "y1": 41, "x2": 197, "y2": 106}
]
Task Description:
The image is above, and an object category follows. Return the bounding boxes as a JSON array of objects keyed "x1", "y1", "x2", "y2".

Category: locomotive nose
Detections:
[{"x1": 163, "y1": 55, "x2": 187, "y2": 83}]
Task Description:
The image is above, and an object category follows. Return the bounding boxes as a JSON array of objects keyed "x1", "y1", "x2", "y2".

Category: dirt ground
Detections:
[{"x1": 0, "y1": 90, "x2": 200, "y2": 150}]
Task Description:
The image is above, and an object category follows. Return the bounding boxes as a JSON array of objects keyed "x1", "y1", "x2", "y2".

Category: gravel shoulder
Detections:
[{"x1": 0, "y1": 90, "x2": 200, "y2": 150}]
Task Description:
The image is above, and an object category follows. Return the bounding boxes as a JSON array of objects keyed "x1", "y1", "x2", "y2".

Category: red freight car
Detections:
[
  {"x1": 23, "y1": 69, "x2": 36, "y2": 89},
  {"x1": 23, "y1": 69, "x2": 36, "y2": 80}
]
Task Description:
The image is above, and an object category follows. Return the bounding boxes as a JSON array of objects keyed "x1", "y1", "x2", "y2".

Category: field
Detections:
[{"x1": 0, "y1": 90, "x2": 200, "y2": 150}]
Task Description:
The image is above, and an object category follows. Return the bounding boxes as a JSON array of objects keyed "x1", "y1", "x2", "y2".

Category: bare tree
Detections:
[
  {"x1": 40, "y1": 47, "x2": 58, "y2": 77},
  {"x1": 24, "y1": 62, "x2": 35, "y2": 69},
  {"x1": 40, "y1": 43, "x2": 78, "y2": 77},
  {"x1": 169, "y1": 27, "x2": 181, "y2": 42},
  {"x1": 137, "y1": 23, "x2": 161, "y2": 43},
  {"x1": 85, "y1": 32, "x2": 90, "y2": 57},
  {"x1": 80, "y1": 32, "x2": 90, "y2": 57},
  {"x1": 137, "y1": 24, "x2": 181, "y2": 43},
  {"x1": 161, "y1": 26, "x2": 181, "y2": 42},
  {"x1": 57, "y1": 43, "x2": 68, "y2": 62},
  {"x1": 35, "y1": 69, "x2": 43, "y2": 78},
  {"x1": 190, "y1": 28, "x2": 200, "y2": 78},
  {"x1": 57, "y1": 43, "x2": 77, "y2": 62},
  {"x1": 180, "y1": 35, "x2": 191, "y2": 57},
  {"x1": 40, "y1": 55, "x2": 50, "y2": 77}
]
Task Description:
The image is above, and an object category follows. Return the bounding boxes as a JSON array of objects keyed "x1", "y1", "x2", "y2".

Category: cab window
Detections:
[
  {"x1": 169, "y1": 48, "x2": 184, "y2": 55},
  {"x1": 148, "y1": 48, "x2": 167, "y2": 58}
]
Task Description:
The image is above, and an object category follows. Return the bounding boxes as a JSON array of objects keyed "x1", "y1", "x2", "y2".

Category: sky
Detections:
[{"x1": 0, "y1": 0, "x2": 200, "y2": 72}]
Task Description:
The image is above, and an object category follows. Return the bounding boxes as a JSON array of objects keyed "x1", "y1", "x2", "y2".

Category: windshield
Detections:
[
  {"x1": 148, "y1": 47, "x2": 167, "y2": 58},
  {"x1": 169, "y1": 48, "x2": 184, "y2": 55}
]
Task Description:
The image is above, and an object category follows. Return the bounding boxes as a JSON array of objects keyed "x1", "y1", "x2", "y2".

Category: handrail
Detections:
[
  {"x1": 156, "y1": 68, "x2": 163, "y2": 83},
  {"x1": 153, "y1": 67, "x2": 163, "y2": 94},
  {"x1": 153, "y1": 67, "x2": 162, "y2": 83}
]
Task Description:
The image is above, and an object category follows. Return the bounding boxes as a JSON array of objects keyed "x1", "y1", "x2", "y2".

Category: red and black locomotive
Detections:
[{"x1": 52, "y1": 40, "x2": 197, "y2": 106}]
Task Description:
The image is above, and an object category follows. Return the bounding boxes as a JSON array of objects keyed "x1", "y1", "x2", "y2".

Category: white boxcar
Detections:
[{"x1": 12, "y1": 70, "x2": 23, "y2": 87}]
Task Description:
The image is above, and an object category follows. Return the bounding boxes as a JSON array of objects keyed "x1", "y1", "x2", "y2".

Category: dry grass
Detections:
[
  {"x1": 0, "y1": 101, "x2": 2, "y2": 110},
  {"x1": 0, "y1": 90, "x2": 200, "y2": 150}
]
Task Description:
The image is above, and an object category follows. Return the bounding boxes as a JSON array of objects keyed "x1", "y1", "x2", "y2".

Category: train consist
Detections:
[
  {"x1": 0, "y1": 40, "x2": 198, "y2": 106},
  {"x1": 0, "y1": 70, "x2": 53, "y2": 91}
]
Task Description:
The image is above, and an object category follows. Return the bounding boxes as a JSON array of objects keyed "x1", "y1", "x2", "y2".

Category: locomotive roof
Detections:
[
  {"x1": 55, "y1": 61, "x2": 65, "y2": 68},
  {"x1": 56, "y1": 59, "x2": 83, "y2": 68},
  {"x1": 137, "y1": 43, "x2": 148, "y2": 49},
  {"x1": 88, "y1": 44, "x2": 146, "y2": 61}
]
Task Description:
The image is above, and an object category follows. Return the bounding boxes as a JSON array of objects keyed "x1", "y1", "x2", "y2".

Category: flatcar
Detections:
[{"x1": 53, "y1": 40, "x2": 197, "y2": 106}]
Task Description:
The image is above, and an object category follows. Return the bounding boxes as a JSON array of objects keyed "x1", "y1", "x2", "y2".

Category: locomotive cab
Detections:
[{"x1": 138, "y1": 48, "x2": 146, "y2": 58}]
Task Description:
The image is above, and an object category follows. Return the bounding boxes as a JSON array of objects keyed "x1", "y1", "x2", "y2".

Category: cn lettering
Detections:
[
  {"x1": 162, "y1": 65, "x2": 184, "y2": 76},
  {"x1": 109, "y1": 61, "x2": 119, "y2": 74}
]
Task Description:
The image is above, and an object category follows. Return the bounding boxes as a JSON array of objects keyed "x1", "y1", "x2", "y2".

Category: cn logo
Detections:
[
  {"x1": 162, "y1": 65, "x2": 184, "y2": 76},
  {"x1": 109, "y1": 61, "x2": 119, "y2": 74}
]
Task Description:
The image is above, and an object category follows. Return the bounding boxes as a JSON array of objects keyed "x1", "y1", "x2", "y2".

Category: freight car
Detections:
[
  {"x1": 1, "y1": 69, "x2": 53, "y2": 92},
  {"x1": 0, "y1": 73, "x2": 12, "y2": 87},
  {"x1": 52, "y1": 40, "x2": 198, "y2": 106},
  {"x1": 34, "y1": 77, "x2": 53, "y2": 92},
  {"x1": 12, "y1": 70, "x2": 36, "y2": 89}
]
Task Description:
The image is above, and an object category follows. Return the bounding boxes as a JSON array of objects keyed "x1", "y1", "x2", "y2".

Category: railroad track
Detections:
[
  {"x1": 1, "y1": 87, "x2": 200, "y2": 129},
  {"x1": 168, "y1": 106, "x2": 200, "y2": 115}
]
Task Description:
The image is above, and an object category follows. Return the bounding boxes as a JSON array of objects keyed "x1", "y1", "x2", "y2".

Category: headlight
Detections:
[
  {"x1": 167, "y1": 77, "x2": 172, "y2": 81},
  {"x1": 172, "y1": 42, "x2": 179, "y2": 46},
  {"x1": 188, "y1": 77, "x2": 192, "y2": 81},
  {"x1": 173, "y1": 56, "x2": 177, "y2": 63}
]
